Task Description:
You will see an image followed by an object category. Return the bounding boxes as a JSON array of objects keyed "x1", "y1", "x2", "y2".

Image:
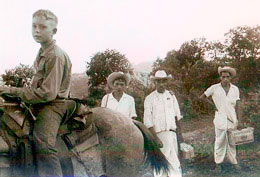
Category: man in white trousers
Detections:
[
  {"x1": 144, "y1": 70, "x2": 183, "y2": 177},
  {"x1": 199, "y1": 66, "x2": 242, "y2": 172}
]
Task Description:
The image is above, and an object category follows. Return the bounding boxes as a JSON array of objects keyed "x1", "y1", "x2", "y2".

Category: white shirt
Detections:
[
  {"x1": 204, "y1": 83, "x2": 240, "y2": 130},
  {"x1": 101, "y1": 92, "x2": 137, "y2": 119},
  {"x1": 144, "y1": 90, "x2": 182, "y2": 133}
]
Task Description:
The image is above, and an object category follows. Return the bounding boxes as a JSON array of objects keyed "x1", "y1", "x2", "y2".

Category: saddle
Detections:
[
  {"x1": 0, "y1": 98, "x2": 98, "y2": 155},
  {"x1": 61, "y1": 101, "x2": 99, "y2": 153}
]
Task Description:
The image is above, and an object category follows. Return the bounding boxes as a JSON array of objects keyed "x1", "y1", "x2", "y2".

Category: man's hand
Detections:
[
  {"x1": 155, "y1": 137, "x2": 163, "y2": 148},
  {"x1": 237, "y1": 124, "x2": 243, "y2": 130},
  {"x1": 237, "y1": 122, "x2": 247, "y2": 130},
  {"x1": 0, "y1": 86, "x2": 20, "y2": 96}
]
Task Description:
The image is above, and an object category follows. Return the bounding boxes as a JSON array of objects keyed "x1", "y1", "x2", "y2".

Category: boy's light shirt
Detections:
[
  {"x1": 101, "y1": 92, "x2": 137, "y2": 119},
  {"x1": 12, "y1": 40, "x2": 72, "y2": 104}
]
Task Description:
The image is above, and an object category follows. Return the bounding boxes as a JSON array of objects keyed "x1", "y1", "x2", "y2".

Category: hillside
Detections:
[{"x1": 70, "y1": 73, "x2": 89, "y2": 100}]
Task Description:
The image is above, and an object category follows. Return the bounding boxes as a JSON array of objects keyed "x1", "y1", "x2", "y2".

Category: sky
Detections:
[{"x1": 1, "y1": 0, "x2": 260, "y2": 74}]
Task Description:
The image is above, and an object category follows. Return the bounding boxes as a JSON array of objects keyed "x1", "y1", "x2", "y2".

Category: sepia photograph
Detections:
[{"x1": 0, "y1": 0, "x2": 259, "y2": 176}]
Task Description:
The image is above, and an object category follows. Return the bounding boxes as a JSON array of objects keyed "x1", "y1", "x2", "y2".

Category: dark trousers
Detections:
[{"x1": 33, "y1": 102, "x2": 66, "y2": 177}]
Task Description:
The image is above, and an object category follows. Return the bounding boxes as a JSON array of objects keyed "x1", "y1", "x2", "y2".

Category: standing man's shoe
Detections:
[
  {"x1": 214, "y1": 163, "x2": 222, "y2": 173},
  {"x1": 233, "y1": 164, "x2": 242, "y2": 171}
]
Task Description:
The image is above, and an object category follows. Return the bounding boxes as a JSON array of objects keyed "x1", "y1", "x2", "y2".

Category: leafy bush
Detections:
[
  {"x1": 1, "y1": 63, "x2": 34, "y2": 87},
  {"x1": 86, "y1": 49, "x2": 133, "y2": 106}
]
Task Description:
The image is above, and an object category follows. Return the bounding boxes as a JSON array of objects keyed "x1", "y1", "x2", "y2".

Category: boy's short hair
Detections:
[{"x1": 33, "y1": 9, "x2": 58, "y2": 28}]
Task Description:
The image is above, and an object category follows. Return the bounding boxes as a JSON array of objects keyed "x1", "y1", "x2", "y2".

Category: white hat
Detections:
[
  {"x1": 218, "y1": 66, "x2": 236, "y2": 77},
  {"x1": 151, "y1": 70, "x2": 172, "y2": 80},
  {"x1": 107, "y1": 72, "x2": 131, "y2": 88}
]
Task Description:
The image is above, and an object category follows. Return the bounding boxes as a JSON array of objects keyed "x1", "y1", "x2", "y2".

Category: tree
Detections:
[
  {"x1": 152, "y1": 38, "x2": 219, "y2": 118},
  {"x1": 225, "y1": 26, "x2": 260, "y2": 60},
  {"x1": 1, "y1": 63, "x2": 34, "y2": 87},
  {"x1": 224, "y1": 26, "x2": 260, "y2": 90},
  {"x1": 86, "y1": 49, "x2": 133, "y2": 106},
  {"x1": 153, "y1": 38, "x2": 211, "y2": 94},
  {"x1": 86, "y1": 49, "x2": 133, "y2": 88}
]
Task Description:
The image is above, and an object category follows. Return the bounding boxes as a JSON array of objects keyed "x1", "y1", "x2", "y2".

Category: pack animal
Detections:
[{"x1": 0, "y1": 98, "x2": 170, "y2": 177}]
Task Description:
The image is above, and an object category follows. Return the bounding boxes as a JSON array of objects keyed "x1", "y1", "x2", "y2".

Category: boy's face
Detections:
[
  {"x1": 113, "y1": 79, "x2": 126, "y2": 93},
  {"x1": 32, "y1": 16, "x2": 56, "y2": 44}
]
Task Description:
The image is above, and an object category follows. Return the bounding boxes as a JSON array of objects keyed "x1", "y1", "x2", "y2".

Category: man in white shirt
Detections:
[
  {"x1": 199, "y1": 66, "x2": 242, "y2": 172},
  {"x1": 101, "y1": 72, "x2": 137, "y2": 119},
  {"x1": 144, "y1": 70, "x2": 183, "y2": 177}
]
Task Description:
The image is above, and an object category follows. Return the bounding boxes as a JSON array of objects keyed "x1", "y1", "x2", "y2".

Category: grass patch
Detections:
[{"x1": 182, "y1": 139, "x2": 260, "y2": 177}]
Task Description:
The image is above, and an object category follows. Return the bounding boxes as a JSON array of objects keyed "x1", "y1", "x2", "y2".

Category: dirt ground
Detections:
[{"x1": 179, "y1": 116, "x2": 260, "y2": 177}]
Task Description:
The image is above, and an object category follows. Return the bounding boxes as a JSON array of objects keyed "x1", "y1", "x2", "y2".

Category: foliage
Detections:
[
  {"x1": 1, "y1": 63, "x2": 34, "y2": 87},
  {"x1": 83, "y1": 25, "x2": 260, "y2": 124},
  {"x1": 225, "y1": 26, "x2": 260, "y2": 60},
  {"x1": 224, "y1": 26, "x2": 260, "y2": 91},
  {"x1": 152, "y1": 26, "x2": 260, "y2": 120},
  {"x1": 86, "y1": 49, "x2": 133, "y2": 106},
  {"x1": 242, "y1": 90, "x2": 260, "y2": 141},
  {"x1": 152, "y1": 38, "x2": 219, "y2": 118}
]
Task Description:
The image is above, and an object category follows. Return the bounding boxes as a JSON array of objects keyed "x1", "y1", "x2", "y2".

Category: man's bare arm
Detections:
[
  {"x1": 175, "y1": 118, "x2": 184, "y2": 143},
  {"x1": 199, "y1": 93, "x2": 211, "y2": 104},
  {"x1": 235, "y1": 100, "x2": 243, "y2": 128},
  {"x1": 199, "y1": 93, "x2": 217, "y2": 111}
]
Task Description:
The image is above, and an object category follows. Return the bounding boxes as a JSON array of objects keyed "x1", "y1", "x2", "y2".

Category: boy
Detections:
[
  {"x1": 101, "y1": 72, "x2": 137, "y2": 119},
  {"x1": 0, "y1": 9, "x2": 72, "y2": 176}
]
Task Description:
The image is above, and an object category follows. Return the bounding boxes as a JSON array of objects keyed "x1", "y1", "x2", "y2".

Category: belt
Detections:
[{"x1": 169, "y1": 129, "x2": 177, "y2": 133}]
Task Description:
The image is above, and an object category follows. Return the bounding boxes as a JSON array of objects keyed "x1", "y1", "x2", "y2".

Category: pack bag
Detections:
[
  {"x1": 228, "y1": 127, "x2": 254, "y2": 145},
  {"x1": 1, "y1": 103, "x2": 30, "y2": 138}
]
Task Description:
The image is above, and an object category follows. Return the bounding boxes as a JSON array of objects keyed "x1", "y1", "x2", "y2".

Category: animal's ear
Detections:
[
  {"x1": 76, "y1": 104, "x2": 92, "y2": 115},
  {"x1": 83, "y1": 110, "x2": 93, "y2": 115}
]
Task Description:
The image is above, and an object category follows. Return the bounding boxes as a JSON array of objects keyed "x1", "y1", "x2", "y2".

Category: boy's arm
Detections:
[
  {"x1": 130, "y1": 97, "x2": 137, "y2": 119},
  {"x1": 0, "y1": 56, "x2": 68, "y2": 104},
  {"x1": 100, "y1": 95, "x2": 107, "y2": 107}
]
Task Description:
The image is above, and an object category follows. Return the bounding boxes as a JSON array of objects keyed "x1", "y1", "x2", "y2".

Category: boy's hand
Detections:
[{"x1": 0, "y1": 86, "x2": 9, "y2": 94}]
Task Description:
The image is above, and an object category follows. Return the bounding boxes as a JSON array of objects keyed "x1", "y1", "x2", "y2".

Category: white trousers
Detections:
[
  {"x1": 154, "y1": 131, "x2": 182, "y2": 177},
  {"x1": 214, "y1": 128, "x2": 237, "y2": 164}
]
